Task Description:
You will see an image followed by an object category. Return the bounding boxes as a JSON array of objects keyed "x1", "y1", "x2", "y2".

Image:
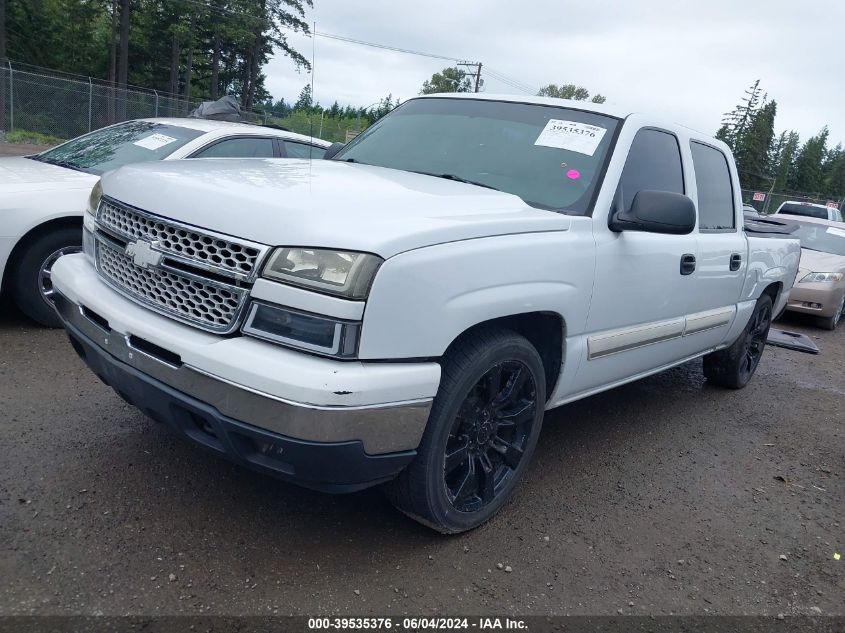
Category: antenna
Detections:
[{"x1": 309, "y1": 21, "x2": 316, "y2": 162}]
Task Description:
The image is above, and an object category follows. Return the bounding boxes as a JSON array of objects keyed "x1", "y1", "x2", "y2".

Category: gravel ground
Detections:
[
  {"x1": 0, "y1": 142, "x2": 52, "y2": 157},
  {"x1": 0, "y1": 299, "x2": 841, "y2": 617}
]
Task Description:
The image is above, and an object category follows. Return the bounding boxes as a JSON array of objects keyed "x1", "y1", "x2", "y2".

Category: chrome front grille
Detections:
[
  {"x1": 98, "y1": 199, "x2": 263, "y2": 277},
  {"x1": 97, "y1": 242, "x2": 244, "y2": 330},
  {"x1": 92, "y1": 198, "x2": 268, "y2": 333}
]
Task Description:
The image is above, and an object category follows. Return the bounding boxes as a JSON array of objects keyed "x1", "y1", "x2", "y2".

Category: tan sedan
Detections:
[{"x1": 781, "y1": 215, "x2": 845, "y2": 330}]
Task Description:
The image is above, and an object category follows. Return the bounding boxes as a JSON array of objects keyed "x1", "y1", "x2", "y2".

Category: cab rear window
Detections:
[{"x1": 778, "y1": 203, "x2": 827, "y2": 219}]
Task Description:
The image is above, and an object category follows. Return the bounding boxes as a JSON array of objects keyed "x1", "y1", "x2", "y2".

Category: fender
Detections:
[{"x1": 358, "y1": 224, "x2": 596, "y2": 360}]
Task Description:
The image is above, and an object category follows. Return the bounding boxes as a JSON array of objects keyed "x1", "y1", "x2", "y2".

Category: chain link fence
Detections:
[
  {"x1": 0, "y1": 61, "x2": 200, "y2": 142},
  {"x1": 0, "y1": 61, "x2": 362, "y2": 145},
  {"x1": 740, "y1": 188, "x2": 844, "y2": 215}
]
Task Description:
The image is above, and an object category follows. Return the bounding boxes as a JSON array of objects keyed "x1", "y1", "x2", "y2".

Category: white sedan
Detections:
[{"x1": 0, "y1": 118, "x2": 330, "y2": 326}]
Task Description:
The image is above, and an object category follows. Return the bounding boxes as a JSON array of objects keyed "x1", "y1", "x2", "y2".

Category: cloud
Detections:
[{"x1": 264, "y1": 0, "x2": 845, "y2": 144}]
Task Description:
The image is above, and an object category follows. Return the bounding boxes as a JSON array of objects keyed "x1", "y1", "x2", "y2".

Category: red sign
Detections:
[
  {"x1": 752, "y1": 192, "x2": 766, "y2": 202},
  {"x1": 826, "y1": 201, "x2": 839, "y2": 209}
]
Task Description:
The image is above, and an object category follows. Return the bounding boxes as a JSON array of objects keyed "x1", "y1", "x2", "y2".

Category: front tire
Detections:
[
  {"x1": 11, "y1": 227, "x2": 82, "y2": 327},
  {"x1": 703, "y1": 294, "x2": 773, "y2": 389},
  {"x1": 385, "y1": 328, "x2": 546, "y2": 533},
  {"x1": 818, "y1": 295, "x2": 844, "y2": 331}
]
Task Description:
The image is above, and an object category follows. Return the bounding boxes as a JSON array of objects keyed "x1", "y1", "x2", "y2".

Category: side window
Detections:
[
  {"x1": 618, "y1": 129, "x2": 684, "y2": 213},
  {"x1": 193, "y1": 137, "x2": 275, "y2": 158},
  {"x1": 690, "y1": 141, "x2": 735, "y2": 230},
  {"x1": 285, "y1": 141, "x2": 326, "y2": 160}
]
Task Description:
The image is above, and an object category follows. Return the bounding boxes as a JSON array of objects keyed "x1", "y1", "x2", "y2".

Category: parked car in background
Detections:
[
  {"x1": 783, "y1": 216, "x2": 845, "y2": 329},
  {"x1": 774, "y1": 200, "x2": 843, "y2": 222},
  {"x1": 0, "y1": 119, "x2": 329, "y2": 326},
  {"x1": 50, "y1": 94, "x2": 800, "y2": 532}
]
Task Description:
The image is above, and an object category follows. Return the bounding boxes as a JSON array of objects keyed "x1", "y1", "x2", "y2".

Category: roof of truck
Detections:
[{"x1": 416, "y1": 92, "x2": 635, "y2": 119}]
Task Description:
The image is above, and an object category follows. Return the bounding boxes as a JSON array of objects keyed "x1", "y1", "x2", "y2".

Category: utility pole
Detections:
[{"x1": 457, "y1": 61, "x2": 483, "y2": 93}]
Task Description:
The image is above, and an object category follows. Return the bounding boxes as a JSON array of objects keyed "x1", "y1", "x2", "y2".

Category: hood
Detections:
[
  {"x1": 798, "y1": 248, "x2": 845, "y2": 277},
  {"x1": 0, "y1": 156, "x2": 98, "y2": 193},
  {"x1": 101, "y1": 159, "x2": 571, "y2": 257}
]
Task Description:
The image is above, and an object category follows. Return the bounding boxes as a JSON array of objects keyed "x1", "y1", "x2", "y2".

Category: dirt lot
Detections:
[
  {"x1": 0, "y1": 142, "x2": 52, "y2": 157},
  {"x1": 0, "y1": 298, "x2": 841, "y2": 617}
]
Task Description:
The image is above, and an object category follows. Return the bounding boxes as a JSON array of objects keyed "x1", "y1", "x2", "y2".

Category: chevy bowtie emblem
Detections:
[{"x1": 125, "y1": 240, "x2": 163, "y2": 269}]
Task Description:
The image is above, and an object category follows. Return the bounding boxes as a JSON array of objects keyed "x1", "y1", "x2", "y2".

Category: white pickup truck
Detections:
[{"x1": 51, "y1": 94, "x2": 800, "y2": 533}]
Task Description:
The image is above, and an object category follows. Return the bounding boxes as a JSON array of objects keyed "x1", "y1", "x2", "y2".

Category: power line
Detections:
[
  {"x1": 484, "y1": 71, "x2": 532, "y2": 93},
  {"x1": 314, "y1": 31, "x2": 465, "y2": 62},
  {"x1": 484, "y1": 67, "x2": 538, "y2": 94},
  {"x1": 155, "y1": 1, "x2": 542, "y2": 94},
  {"x1": 166, "y1": 1, "x2": 470, "y2": 63}
]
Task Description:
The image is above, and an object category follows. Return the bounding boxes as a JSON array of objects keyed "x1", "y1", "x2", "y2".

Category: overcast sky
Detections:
[{"x1": 264, "y1": 0, "x2": 845, "y2": 145}]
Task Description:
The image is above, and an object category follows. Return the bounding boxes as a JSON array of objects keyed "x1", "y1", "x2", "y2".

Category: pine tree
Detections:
[
  {"x1": 717, "y1": 80, "x2": 762, "y2": 151},
  {"x1": 772, "y1": 131, "x2": 800, "y2": 191},
  {"x1": 734, "y1": 100, "x2": 777, "y2": 189},
  {"x1": 789, "y1": 127, "x2": 829, "y2": 193},
  {"x1": 822, "y1": 144, "x2": 845, "y2": 198},
  {"x1": 294, "y1": 84, "x2": 312, "y2": 110}
]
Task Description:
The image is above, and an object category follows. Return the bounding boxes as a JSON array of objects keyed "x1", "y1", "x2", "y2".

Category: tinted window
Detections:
[
  {"x1": 29, "y1": 121, "x2": 204, "y2": 175},
  {"x1": 285, "y1": 141, "x2": 326, "y2": 159},
  {"x1": 193, "y1": 137, "x2": 275, "y2": 158},
  {"x1": 691, "y1": 142, "x2": 735, "y2": 230},
  {"x1": 335, "y1": 98, "x2": 620, "y2": 213},
  {"x1": 618, "y1": 129, "x2": 684, "y2": 213},
  {"x1": 777, "y1": 203, "x2": 828, "y2": 219}
]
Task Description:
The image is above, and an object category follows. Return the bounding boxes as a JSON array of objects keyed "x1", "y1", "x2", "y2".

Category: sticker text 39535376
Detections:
[{"x1": 534, "y1": 120, "x2": 607, "y2": 156}]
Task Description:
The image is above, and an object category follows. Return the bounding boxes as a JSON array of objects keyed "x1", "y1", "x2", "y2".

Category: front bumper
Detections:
[
  {"x1": 51, "y1": 254, "x2": 440, "y2": 492},
  {"x1": 61, "y1": 312, "x2": 415, "y2": 492},
  {"x1": 785, "y1": 283, "x2": 845, "y2": 318}
]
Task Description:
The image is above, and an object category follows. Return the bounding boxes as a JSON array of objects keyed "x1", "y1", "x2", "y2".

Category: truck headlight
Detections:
[
  {"x1": 799, "y1": 272, "x2": 843, "y2": 283},
  {"x1": 87, "y1": 180, "x2": 103, "y2": 216},
  {"x1": 262, "y1": 247, "x2": 382, "y2": 300},
  {"x1": 242, "y1": 302, "x2": 361, "y2": 358}
]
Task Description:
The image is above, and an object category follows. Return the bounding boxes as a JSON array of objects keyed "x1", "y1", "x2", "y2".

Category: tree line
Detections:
[
  {"x1": 717, "y1": 80, "x2": 844, "y2": 201},
  {"x1": 418, "y1": 65, "x2": 606, "y2": 104},
  {"x1": 1, "y1": 0, "x2": 311, "y2": 116}
]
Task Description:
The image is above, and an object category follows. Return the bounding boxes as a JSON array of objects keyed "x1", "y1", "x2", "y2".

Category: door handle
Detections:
[
  {"x1": 730, "y1": 253, "x2": 742, "y2": 271},
  {"x1": 680, "y1": 254, "x2": 696, "y2": 276}
]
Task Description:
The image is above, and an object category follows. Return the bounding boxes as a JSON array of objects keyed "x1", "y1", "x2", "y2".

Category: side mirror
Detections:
[
  {"x1": 609, "y1": 190, "x2": 696, "y2": 235},
  {"x1": 324, "y1": 142, "x2": 346, "y2": 160}
]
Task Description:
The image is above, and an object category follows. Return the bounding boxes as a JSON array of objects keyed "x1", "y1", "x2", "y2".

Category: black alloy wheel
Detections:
[
  {"x1": 444, "y1": 360, "x2": 537, "y2": 513},
  {"x1": 738, "y1": 298, "x2": 771, "y2": 382}
]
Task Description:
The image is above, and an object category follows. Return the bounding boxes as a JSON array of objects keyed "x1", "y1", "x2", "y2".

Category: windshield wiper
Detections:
[{"x1": 415, "y1": 172, "x2": 501, "y2": 192}]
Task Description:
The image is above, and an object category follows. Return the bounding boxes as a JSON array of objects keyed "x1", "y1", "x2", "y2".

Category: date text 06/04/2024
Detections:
[{"x1": 307, "y1": 617, "x2": 528, "y2": 630}]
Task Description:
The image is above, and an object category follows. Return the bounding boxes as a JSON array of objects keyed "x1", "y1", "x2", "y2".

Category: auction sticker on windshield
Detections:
[
  {"x1": 534, "y1": 119, "x2": 607, "y2": 155},
  {"x1": 133, "y1": 133, "x2": 178, "y2": 151}
]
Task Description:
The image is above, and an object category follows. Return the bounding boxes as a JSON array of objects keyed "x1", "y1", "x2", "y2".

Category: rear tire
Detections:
[
  {"x1": 11, "y1": 227, "x2": 82, "y2": 327},
  {"x1": 703, "y1": 294, "x2": 773, "y2": 389},
  {"x1": 385, "y1": 328, "x2": 546, "y2": 533}
]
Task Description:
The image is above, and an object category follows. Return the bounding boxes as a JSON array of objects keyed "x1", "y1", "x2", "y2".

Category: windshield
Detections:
[
  {"x1": 335, "y1": 98, "x2": 619, "y2": 213},
  {"x1": 30, "y1": 121, "x2": 204, "y2": 175},
  {"x1": 792, "y1": 221, "x2": 845, "y2": 256},
  {"x1": 778, "y1": 203, "x2": 828, "y2": 219}
]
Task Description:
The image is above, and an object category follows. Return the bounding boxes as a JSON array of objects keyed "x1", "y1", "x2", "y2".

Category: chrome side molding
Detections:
[{"x1": 587, "y1": 306, "x2": 736, "y2": 360}]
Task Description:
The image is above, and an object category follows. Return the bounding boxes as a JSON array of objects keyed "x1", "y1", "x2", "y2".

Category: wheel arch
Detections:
[
  {"x1": 441, "y1": 311, "x2": 566, "y2": 401},
  {"x1": 761, "y1": 281, "x2": 782, "y2": 303},
  {"x1": 761, "y1": 281, "x2": 783, "y2": 318},
  {"x1": 1, "y1": 216, "x2": 83, "y2": 295}
]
